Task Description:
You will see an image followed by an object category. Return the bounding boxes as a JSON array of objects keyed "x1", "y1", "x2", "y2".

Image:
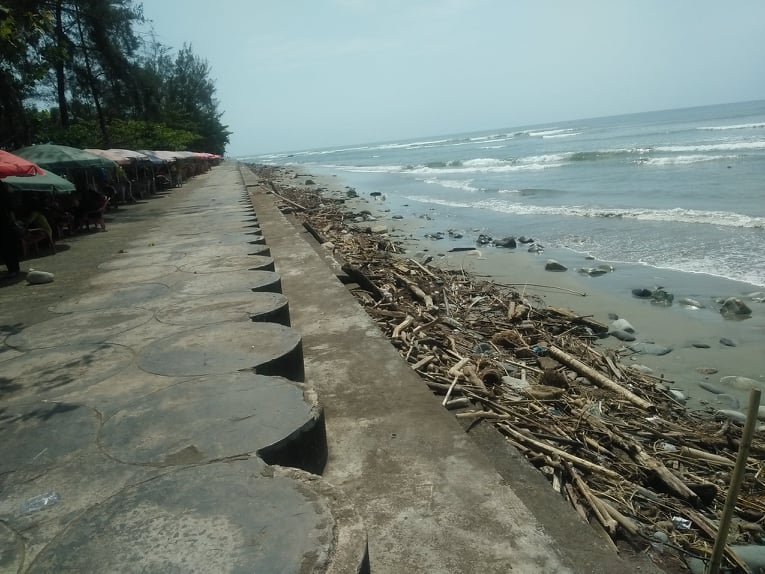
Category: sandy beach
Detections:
[{"x1": 275, "y1": 165, "x2": 765, "y2": 416}]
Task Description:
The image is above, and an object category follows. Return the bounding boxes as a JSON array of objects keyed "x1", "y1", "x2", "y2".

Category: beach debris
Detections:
[
  {"x1": 476, "y1": 234, "x2": 493, "y2": 245},
  {"x1": 720, "y1": 297, "x2": 752, "y2": 317},
  {"x1": 248, "y1": 163, "x2": 765, "y2": 572},
  {"x1": 544, "y1": 259, "x2": 567, "y2": 272},
  {"x1": 631, "y1": 288, "x2": 652, "y2": 299},
  {"x1": 679, "y1": 297, "x2": 705, "y2": 309}
]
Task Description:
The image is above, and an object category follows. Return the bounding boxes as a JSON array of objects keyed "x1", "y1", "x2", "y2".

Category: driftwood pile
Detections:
[{"x1": 250, "y1": 164, "x2": 765, "y2": 573}]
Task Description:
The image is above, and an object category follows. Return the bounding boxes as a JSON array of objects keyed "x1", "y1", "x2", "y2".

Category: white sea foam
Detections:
[
  {"x1": 636, "y1": 154, "x2": 735, "y2": 166},
  {"x1": 421, "y1": 178, "x2": 480, "y2": 193},
  {"x1": 406, "y1": 196, "x2": 765, "y2": 229},
  {"x1": 543, "y1": 132, "x2": 581, "y2": 139},
  {"x1": 697, "y1": 122, "x2": 765, "y2": 131},
  {"x1": 655, "y1": 140, "x2": 765, "y2": 153},
  {"x1": 527, "y1": 128, "x2": 577, "y2": 137}
]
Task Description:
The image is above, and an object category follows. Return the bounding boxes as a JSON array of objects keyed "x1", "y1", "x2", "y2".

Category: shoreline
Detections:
[{"x1": 275, "y1": 164, "x2": 765, "y2": 413}]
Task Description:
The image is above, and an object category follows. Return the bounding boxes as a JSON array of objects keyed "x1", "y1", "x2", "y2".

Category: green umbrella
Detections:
[
  {"x1": 13, "y1": 144, "x2": 117, "y2": 172},
  {"x1": 2, "y1": 171, "x2": 76, "y2": 194}
]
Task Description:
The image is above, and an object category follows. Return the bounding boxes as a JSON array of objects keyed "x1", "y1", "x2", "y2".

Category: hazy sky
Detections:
[{"x1": 141, "y1": 0, "x2": 765, "y2": 156}]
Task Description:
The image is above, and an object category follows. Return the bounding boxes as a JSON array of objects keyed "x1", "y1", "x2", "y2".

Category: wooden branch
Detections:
[
  {"x1": 499, "y1": 423, "x2": 621, "y2": 480},
  {"x1": 341, "y1": 264, "x2": 384, "y2": 301},
  {"x1": 547, "y1": 345, "x2": 654, "y2": 411}
]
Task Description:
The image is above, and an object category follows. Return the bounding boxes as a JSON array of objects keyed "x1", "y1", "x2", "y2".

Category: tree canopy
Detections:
[{"x1": 0, "y1": 0, "x2": 230, "y2": 154}]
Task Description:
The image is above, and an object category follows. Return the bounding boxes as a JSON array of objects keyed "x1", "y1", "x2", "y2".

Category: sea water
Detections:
[{"x1": 248, "y1": 100, "x2": 765, "y2": 289}]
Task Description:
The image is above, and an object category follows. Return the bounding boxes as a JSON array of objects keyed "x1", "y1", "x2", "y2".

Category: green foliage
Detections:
[{"x1": 1, "y1": 1, "x2": 230, "y2": 154}]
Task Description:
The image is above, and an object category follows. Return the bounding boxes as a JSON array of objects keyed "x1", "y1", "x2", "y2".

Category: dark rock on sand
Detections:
[
  {"x1": 632, "y1": 288, "x2": 653, "y2": 299},
  {"x1": 696, "y1": 367, "x2": 719, "y2": 375},
  {"x1": 720, "y1": 297, "x2": 752, "y2": 317},
  {"x1": 370, "y1": 191, "x2": 382, "y2": 197},
  {"x1": 578, "y1": 267, "x2": 608, "y2": 276},
  {"x1": 610, "y1": 318, "x2": 635, "y2": 333},
  {"x1": 517, "y1": 236, "x2": 534, "y2": 244},
  {"x1": 650, "y1": 288, "x2": 674, "y2": 306},
  {"x1": 527, "y1": 244, "x2": 544, "y2": 253},
  {"x1": 494, "y1": 237, "x2": 517, "y2": 248},
  {"x1": 690, "y1": 342, "x2": 711, "y2": 349},
  {"x1": 545, "y1": 259, "x2": 567, "y2": 272},
  {"x1": 720, "y1": 337, "x2": 737, "y2": 347},
  {"x1": 698, "y1": 381, "x2": 724, "y2": 394},
  {"x1": 305, "y1": 179, "x2": 315, "y2": 185},
  {"x1": 679, "y1": 297, "x2": 705, "y2": 308},
  {"x1": 476, "y1": 234, "x2": 493, "y2": 245},
  {"x1": 610, "y1": 330, "x2": 636, "y2": 342},
  {"x1": 627, "y1": 341, "x2": 672, "y2": 356}
]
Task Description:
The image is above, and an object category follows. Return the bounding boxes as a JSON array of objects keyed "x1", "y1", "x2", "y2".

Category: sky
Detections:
[{"x1": 140, "y1": 0, "x2": 765, "y2": 157}]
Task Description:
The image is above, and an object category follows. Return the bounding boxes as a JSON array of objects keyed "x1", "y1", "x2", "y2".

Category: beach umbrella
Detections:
[
  {"x1": 2, "y1": 171, "x2": 76, "y2": 194},
  {"x1": 13, "y1": 144, "x2": 117, "y2": 172},
  {"x1": 0, "y1": 150, "x2": 45, "y2": 178},
  {"x1": 85, "y1": 148, "x2": 151, "y2": 165}
]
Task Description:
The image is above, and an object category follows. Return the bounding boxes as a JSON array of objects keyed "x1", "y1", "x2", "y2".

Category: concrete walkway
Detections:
[{"x1": 0, "y1": 162, "x2": 662, "y2": 573}]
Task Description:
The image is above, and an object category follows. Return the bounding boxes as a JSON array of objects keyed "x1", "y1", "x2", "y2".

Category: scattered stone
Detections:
[
  {"x1": 27, "y1": 270, "x2": 55, "y2": 285},
  {"x1": 720, "y1": 375, "x2": 764, "y2": 391},
  {"x1": 627, "y1": 341, "x2": 672, "y2": 356},
  {"x1": 368, "y1": 225, "x2": 388, "y2": 234},
  {"x1": 584, "y1": 255, "x2": 596, "y2": 260},
  {"x1": 370, "y1": 191, "x2": 382, "y2": 197},
  {"x1": 720, "y1": 297, "x2": 752, "y2": 317},
  {"x1": 476, "y1": 234, "x2": 493, "y2": 245},
  {"x1": 447, "y1": 229, "x2": 463, "y2": 239},
  {"x1": 527, "y1": 244, "x2": 544, "y2": 253},
  {"x1": 544, "y1": 259, "x2": 567, "y2": 272},
  {"x1": 610, "y1": 318, "x2": 636, "y2": 333},
  {"x1": 719, "y1": 337, "x2": 737, "y2": 347},
  {"x1": 690, "y1": 342, "x2": 710, "y2": 349},
  {"x1": 610, "y1": 330, "x2": 636, "y2": 342},
  {"x1": 494, "y1": 237, "x2": 517, "y2": 248},
  {"x1": 716, "y1": 409, "x2": 747, "y2": 424},
  {"x1": 696, "y1": 367, "x2": 718, "y2": 375},
  {"x1": 650, "y1": 288, "x2": 674, "y2": 306},
  {"x1": 425, "y1": 232, "x2": 445, "y2": 240},
  {"x1": 679, "y1": 297, "x2": 705, "y2": 308},
  {"x1": 321, "y1": 242, "x2": 335, "y2": 251},
  {"x1": 578, "y1": 267, "x2": 608, "y2": 276},
  {"x1": 304, "y1": 179, "x2": 315, "y2": 185},
  {"x1": 698, "y1": 381, "x2": 723, "y2": 394},
  {"x1": 668, "y1": 389, "x2": 687, "y2": 403},
  {"x1": 517, "y1": 236, "x2": 534, "y2": 244},
  {"x1": 391, "y1": 215, "x2": 404, "y2": 219},
  {"x1": 632, "y1": 288, "x2": 652, "y2": 299}
]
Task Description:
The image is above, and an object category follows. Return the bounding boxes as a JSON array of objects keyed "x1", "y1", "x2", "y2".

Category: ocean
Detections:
[{"x1": 248, "y1": 100, "x2": 765, "y2": 289}]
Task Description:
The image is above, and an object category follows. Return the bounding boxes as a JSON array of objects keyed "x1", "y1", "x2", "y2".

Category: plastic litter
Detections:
[
  {"x1": 20, "y1": 491, "x2": 60, "y2": 514},
  {"x1": 671, "y1": 516, "x2": 692, "y2": 530}
]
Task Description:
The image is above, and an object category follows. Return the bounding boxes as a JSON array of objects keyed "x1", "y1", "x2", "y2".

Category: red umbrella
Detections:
[{"x1": 0, "y1": 149, "x2": 45, "y2": 178}]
